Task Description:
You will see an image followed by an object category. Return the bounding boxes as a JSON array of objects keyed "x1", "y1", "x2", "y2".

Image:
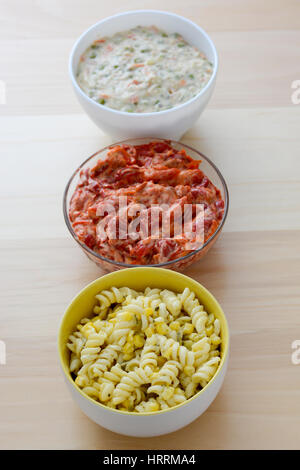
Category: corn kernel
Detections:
[
  {"x1": 170, "y1": 321, "x2": 180, "y2": 331},
  {"x1": 133, "y1": 334, "x2": 144, "y2": 348},
  {"x1": 183, "y1": 323, "x2": 194, "y2": 335},
  {"x1": 123, "y1": 352, "x2": 134, "y2": 361},
  {"x1": 156, "y1": 323, "x2": 168, "y2": 335},
  {"x1": 93, "y1": 306, "x2": 101, "y2": 314},
  {"x1": 145, "y1": 326, "x2": 154, "y2": 337},
  {"x1": 123, "y1": 312, "x2": 133, "y2": 322},
  {"x1": 145, "y1": 308, "x2": 154, "y2": 317},
  {"x1": 123, "y1": 342, "x2": 134, "y2": 354}
]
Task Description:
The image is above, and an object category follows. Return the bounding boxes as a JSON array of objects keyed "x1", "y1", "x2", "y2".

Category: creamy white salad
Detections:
[{"x1": 76, "y1": 26, "x2": 213, "y2": 113}]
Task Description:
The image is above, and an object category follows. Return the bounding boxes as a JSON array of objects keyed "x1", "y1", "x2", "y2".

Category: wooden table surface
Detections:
[{"x1": 1, "y1": 0, "x2": 300, "y2": 450}]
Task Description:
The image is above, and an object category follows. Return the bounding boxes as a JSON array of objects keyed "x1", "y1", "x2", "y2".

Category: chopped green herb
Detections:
[
  {"x1": 177, "y1": 43, "x2": 185, "y2": 48},
  {"x1": 161, "y1": 32, "x2": 168, "y2": 37},
  {"x1": 113, "y1": 65, "x2": 119, "y2": 68},
  {"x1": 91, "y1": 44, "x2": 99, "y2": 49},
  {"x1": 90, "y1": 53, "x2": 96, "y2": 59},
  {"x1": 141, "y1": 48, "x2": 151, "y2": 53},
  {"x1": 98, "y1": 98, "x2": 106, "y2": 105},
  {"x1": 189, "y1": 74, "x2": 195, "y2": 79}
]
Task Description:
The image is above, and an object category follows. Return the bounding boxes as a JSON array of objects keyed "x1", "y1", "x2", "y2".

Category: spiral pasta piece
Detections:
[
  {"x1": 98, "y1": 382, "x2": 114, "y2": 402},
  {"x1": 149, "y1": 360, "x2": 181, "y2": 390},
  {"x1": 97, "y1": 364, "x2": 128, "y2": 401},
  {"x1": 192, "y1": 357, "x2": 221, "y2": 387},
  {"x1": 155, "y1": 334, "x2": 195, "y2": 372},
  {"x1": 123, "y1": 296, "x2": 155, "y2": 332},
  {"x1": 140, "y1": 340, "x2": 159, "y2": 375},
  {"x1": 112, "y1": 368, "x2": 150, "y2": 405},
  {"x1": 80, "y1": 331, "x2": 107, "y2": 365},
  {"x1": 179, "y1": 372, "x2": 198, "y2": 398},
  {"x1": 89, "y1": 344, "x2": 121, "y2": 378},
  {"x1": 68, "y1": 285, "x2": 222, "y2": 412},
  {"x1": 67, "y1": 331, "x2": 86, "y2": 357},
  {"x1": 135, "y1": 398, "x2": 160, "y2": 413},
  {"x1": 157, "y1": 387, "x2": 187, "y2": 409},
  {"x1": 181, "y1": 287, "x2": 208, "y2": 334},
  {"x1": 123, "y1": 351, "x2": 142, "y2": 372},
  {"x1": 108, "y1": 310, "x2": 137, "y2": 346},
  {"x1": 192, "y1": 337, "x2": 211, "y2": 368},
  {"x1": 95, "y1": 287, "x2": 138, "y2": 312},
  {"x1": 69, "y1": 353, "x2": 82, "y2": 373},
  {"x1": 160, "y1": 289, "x2": 182, "y2": 317}
]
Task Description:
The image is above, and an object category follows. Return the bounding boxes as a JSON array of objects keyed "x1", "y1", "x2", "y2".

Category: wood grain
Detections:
[
  {"x1": 0, "y1": 0, "x2": 300, "y2": 450},
  {"x1": 1, "y1": 0, "x2": 300, "y2": 39}
]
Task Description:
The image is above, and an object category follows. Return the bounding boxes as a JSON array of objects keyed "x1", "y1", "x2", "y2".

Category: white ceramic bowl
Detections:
[
  {"x1": 69, "y1": 10, "x2": 218, "y2": 140},
  {"x1": 58, "y1": 268, "x2": 229, "y2": 437}
]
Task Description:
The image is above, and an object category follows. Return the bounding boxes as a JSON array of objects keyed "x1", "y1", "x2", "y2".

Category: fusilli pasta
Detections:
[{"x1": 67, "y1": 285, "x2": 222, "y2": 413}]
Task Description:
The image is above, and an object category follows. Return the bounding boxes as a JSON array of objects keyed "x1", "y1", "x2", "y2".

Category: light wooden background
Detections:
[{"x1": 0, "y1": 0, "x2": 300, "y2": 450}]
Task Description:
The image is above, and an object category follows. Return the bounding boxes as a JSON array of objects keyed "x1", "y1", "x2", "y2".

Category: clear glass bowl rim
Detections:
[{"x1": 63, "y1": 137, "x2": 229, "y2": 268}]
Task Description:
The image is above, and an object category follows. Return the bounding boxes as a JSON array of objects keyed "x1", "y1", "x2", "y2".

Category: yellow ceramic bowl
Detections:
[{"x1": 58, "y1": 267, "x2": 229, "y2": 437}]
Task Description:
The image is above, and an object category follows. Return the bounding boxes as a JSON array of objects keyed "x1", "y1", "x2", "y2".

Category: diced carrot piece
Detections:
[
  {"x1": 128, "y1": 80, "x2": 141, "y2": 86},
  {"x1": 131, "y1": 63, "x2": 144, "y2": 69}
]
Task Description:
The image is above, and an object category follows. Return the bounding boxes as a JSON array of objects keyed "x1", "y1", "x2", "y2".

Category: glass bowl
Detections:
[{"x1": 63, "y1": 138, "x2": 229, "y2": 272}]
